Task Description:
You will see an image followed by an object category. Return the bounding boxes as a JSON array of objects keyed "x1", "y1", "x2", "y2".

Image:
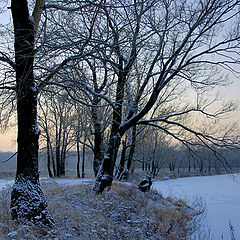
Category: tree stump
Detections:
[{"x1": 138, "y1": 175, "x2": 152, "y2": 192}]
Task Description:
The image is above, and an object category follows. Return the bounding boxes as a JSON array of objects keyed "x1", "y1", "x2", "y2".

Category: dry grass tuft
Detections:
[{"x1": 0, "y1": 181, "x2": 205, "y2": 240}]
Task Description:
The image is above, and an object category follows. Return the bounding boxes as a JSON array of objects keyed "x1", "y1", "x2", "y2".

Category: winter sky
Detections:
[{"x1": 0, "y1": 1, "x2": 240, "y2": 152}]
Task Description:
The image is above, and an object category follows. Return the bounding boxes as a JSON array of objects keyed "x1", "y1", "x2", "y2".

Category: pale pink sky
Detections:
[{"x1": 0, "y1": 127, "x2": 16, "y2": 152}]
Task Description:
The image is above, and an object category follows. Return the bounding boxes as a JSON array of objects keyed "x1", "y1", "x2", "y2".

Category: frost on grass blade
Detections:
[{"x1": 10, "y1": 176, "x2": 54, "y2": 226}]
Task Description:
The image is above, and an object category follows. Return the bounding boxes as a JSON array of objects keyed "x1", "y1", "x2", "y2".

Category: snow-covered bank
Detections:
[
  {"x1": 0, "y1": 178, "x2": 94, "y2": 191},
  {"x1": 1, "y1": 178, "x2": 198, "y2": 240},
  {"x1": 152, "y1": 174, "x2": 240, "y2": 240},
  {"x1": 41, "y1": 178, "x2": 94, "y2": 186},
  {"x1": 0, "y1": 179, "x2": 13, "y2": 190},
  {"x1": 1, "y1": 175, "x2": 239, "y2": 239}
]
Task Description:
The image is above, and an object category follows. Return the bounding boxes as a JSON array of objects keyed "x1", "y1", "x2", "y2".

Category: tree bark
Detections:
[
  {"x1": 92, "y1": 98, "x2": 103, "y2": 177},
  {"x1": 51, "y1": 144, "x2": 56, "y2": 177},
  {"x1": 93, "y1": 71, "x2": 125, "y2": 193},
  {"x1": 82, "y1": 138, "x2": 86, "y2": 178},
  {"x1": 116, "y1": 138, "x2": 127, "y2": 179},
  {"x1": 126, "y1": 126, "x2": 136, "y2": 172},
  {"x1": 55, "y1": 124, "x2": 61, "y2": 177},
  {"x1": 60, "y1": 135, "x2": 66, "y2": 176},
  {"x1": 76, "y1": 132, "x2": 81, "y2": 178},
  {"x1": 178, "y1": 160, "x2": 183, "y2": 173},
  {"x1": 10, "y1": 0, "x2": 53, "y2": 226},
  {"x1": 141, "y1": 158, "x2": 144, "y2": 171},
  {"x1": 47, "y1": 136, "x2": 53, "y2": 178},
  {"x1": 93, "y1": 133, "x2": 122, "y2": 193}
]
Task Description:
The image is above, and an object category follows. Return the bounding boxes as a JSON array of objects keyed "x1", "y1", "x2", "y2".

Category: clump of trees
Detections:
[{"x1": 0, "y1": 0, "x2": 240, "y2": 225}]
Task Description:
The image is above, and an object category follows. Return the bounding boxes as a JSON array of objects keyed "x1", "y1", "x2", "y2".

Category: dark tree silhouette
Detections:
[{"x1": 10, "y1": 0, "x2": 54, "y2": 225}]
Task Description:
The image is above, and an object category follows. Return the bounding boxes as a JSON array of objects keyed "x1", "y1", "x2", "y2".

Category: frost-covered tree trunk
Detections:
[
  {"x1": 10, "y1": 0, "x2": 54, "y2": 225},
  {"x1": 93, "y1": 71, "x2": 126, "y2": 193},
  {"x1": 126, "y1": 126, "x2": 136, "y2": 173},
  {"x1": 93, "y1": 2, "x2": 141, "y2": 192},
  {"x1": 93, "y1": 128, "x2": 103, "y2": 176},
  {"x1": 116, "y1": 138, "x2": 127, "y2": 179},
  {"x1": 93, "y1": 133, "x2": 122, "y2": 193}
]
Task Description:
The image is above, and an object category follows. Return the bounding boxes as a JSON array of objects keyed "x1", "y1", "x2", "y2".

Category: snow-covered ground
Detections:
[
  {"x1": 0, "y1": 178, "x2": 93, "y2": 191},
  {"x1": 41, "y1": 178, "x2": 94, "y2": 186},
  {"x1": 0, "y1": 179, "x2": 13, "y2": 190},
  {"x1": 152, "y1": 174, "x2": 240, "y2": 240},
  {"x1": 1, "y1": 175, "x2": 239, "y2": 239}
]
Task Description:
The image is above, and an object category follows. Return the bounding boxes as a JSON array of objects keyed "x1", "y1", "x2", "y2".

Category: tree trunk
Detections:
[
  {"x1": 50, "y1": 144, "x2": 56, "y2": 177},
  {"x1": 142, "y1": 157, "x2": 145, "y2": 171},
  {"x1": 47, "y1": 136, "x2": 53, "y2": 178},
  {"x1": 116, "y1": 138, "x2": 127, "y2": 179},
  {"x1": 208, "y1": 160, "x2": 211, "y2": 171},
  {"x1": 60, "y1": 151, "x2": 66, "y2": 176},
  {"x1": 144, "y1": 162, "x2": 147, "y2": 171},
  {"x1": 76, "y1": 134, "x2": 81, "y2": 178},
  {"x1": 82, "y1": 137, "x2": 86, "y2": 178},
  {"x1": 92, "y1": 96, "x2": 104, "y2": 177},
  {"x1": 93, "y1": 132, "x2": 121, "y2": 193},
  {"x1": 152, "y1": 160, "x2": 155, "y2": 176},
  {"x1": 56, "y1": 131, "x2": 61, "y2": 177},
  {"x1": 93, "y1": 128, "x2": 103, "y2": 177},
  {"x1": 60, "y1": 129, "x2": 68, "y2": 176},
  {"x1": 126, "y1": 126, "x2": 136, "y2": 171},
  {"x1": 117, "y1": 126, "x2": 137, "y2": 180},
  {"x1": 151, "y1": 135, "x2": 157, "y2": 177},
  {"x1": 10, "y1": 0, "x2": 53, "y2": 226},
  {"x1": 148, "y1": 162, "x2": 151, "y2": 172},
  {"x1": 199, "y1": 159, "x2": 203, "y2": 172},
  {"x1": 60, "y1": 142, "x2": 66, "y2": 176},
  {"x1": 93, "y1": 70, "x2": 125, "y2": 193},
  {"x1": 188, "y1": 156, "x2": 191, "y2": 172},
  {"x1": 178, "y1": 160, "x2": 183, "y2": 173}
]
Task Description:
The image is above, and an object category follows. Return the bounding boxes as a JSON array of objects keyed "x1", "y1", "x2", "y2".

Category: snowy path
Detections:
[{"x1": 152, "y1": 174, "x2": 240, "y2": 240}]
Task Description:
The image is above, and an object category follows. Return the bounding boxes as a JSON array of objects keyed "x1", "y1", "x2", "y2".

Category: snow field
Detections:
[{"x1": 152, "y1": 174, "x2": 240, "y2": 239}]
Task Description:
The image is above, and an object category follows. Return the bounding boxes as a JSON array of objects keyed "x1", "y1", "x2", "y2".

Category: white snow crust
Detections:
[
  {"x1": 152, "y1": 174, "x2": 240, "y2": 240},
  {"x1": 0, "y1": 179, "x2": 14, "y2": 190},
  {"x1": 0, "y1": 178, "x2": 93, "y2": 192}
]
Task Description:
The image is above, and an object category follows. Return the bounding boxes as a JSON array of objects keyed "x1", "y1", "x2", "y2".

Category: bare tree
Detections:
[
  {"x1": 38, "y1": 90, "x2": 76, "y2": 177},
  {"x1": 92, "y1": 0, "x2": 240, "y2": 193},
  {"x1": 3, "y1": 1, "x2": 240, "y2": 202},
  {"x1": 8, "y1": 0, "x2": 54, "y2": 225},
  {"x1": 73, "y1": 103, "x2": 93, "y2": 178},
  {"x1": 0, "y1": 0, "x2": 102, "y2": 224}
]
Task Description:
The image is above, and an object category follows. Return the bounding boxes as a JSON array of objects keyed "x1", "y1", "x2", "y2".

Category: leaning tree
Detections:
[{"x1": 91, "y1": 0, "x2": 240, "y2": 193}]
